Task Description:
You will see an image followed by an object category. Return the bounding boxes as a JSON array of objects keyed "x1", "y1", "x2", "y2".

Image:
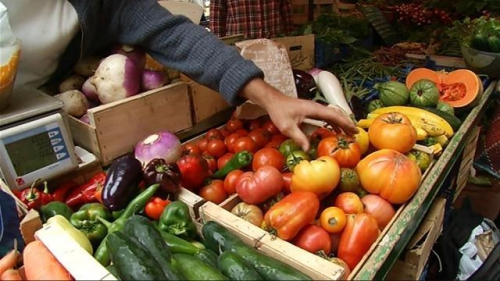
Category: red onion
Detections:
[
  {"x1": 112, "y1": 44, "x2": 146, "y2": 71},
  {"x1": 135, "y1": 131, "x2": 182, "y2": 166},
  {"x1": 141, "y1": 70, "x2": 168, "y2": 91}
]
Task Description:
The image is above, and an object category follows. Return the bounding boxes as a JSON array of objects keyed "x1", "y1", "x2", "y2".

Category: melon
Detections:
[
  {"x1": 409, "y1": 79, "x2": 440, "y2": 107},
  {"x1": 375, "y1": 81, "x2": 409, "y2": 106}
]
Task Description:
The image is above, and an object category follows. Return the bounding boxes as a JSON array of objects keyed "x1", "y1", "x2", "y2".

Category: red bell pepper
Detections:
[
  {"x1": 40, "y1": 181, "x2": 54, "y2": 205},
  {"x1": 65, "y1": 172, "x2": 107, "y2": 209},
  {"x1": 19, "y1": 179, "x2": 45, "y2": 210},
  {"x1": 52, "y1": 181, "x2": 79, "y2": 202}
]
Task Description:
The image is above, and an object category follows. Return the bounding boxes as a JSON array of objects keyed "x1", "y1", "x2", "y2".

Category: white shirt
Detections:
[{"x1": 1, "y1": 0, "x2": 79, "y2": 88}]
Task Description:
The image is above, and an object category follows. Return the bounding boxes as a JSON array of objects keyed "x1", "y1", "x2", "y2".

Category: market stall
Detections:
[{"x1": 1, "y1": 0, "x2": 500, "y2": 280}]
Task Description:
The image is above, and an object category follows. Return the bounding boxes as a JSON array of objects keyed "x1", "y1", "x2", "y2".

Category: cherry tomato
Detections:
[
  {"x1": 292, "y1": 224, "x2": 332, "y2": 255},
  {"x1": 177, "y1": 154, "x2": 210, "y2": 191},
  {"x1": 197, "y1": 138, "x2": 209, "y2": 152},
  {"x1": 226, "y1": 118, "x2": 244, "y2": 132},
  {"x1": 205, "y1": 128, "x2": 224, "y2": 140},
  {"x1": 246, "y1": 119, "x2": 262, "y2": 131},
  {"x1": 199, "y1": 179, "x2": 228, "y2": 204},
  {"x1": 261, "y1": 120, "x2": 280, "y2": 135},
  {"x1": 247, "y1": 128, "x2": 270, "y2": 149},
  {"x1": 252, "y1": 147, "x2": 286, "y2": 171},
  {"x1": 202, "y1": 153, "x2": 218, "y2": 174},
  {"x1": 233, "y1": 137, "x2": 258, "y2": 154},
  {"x1": 183, "y1": 142, "x2": 201, "y2": 155},
  {"x1": 206, "y1": 138, "x2": 227, "y2": 158},
  {"x1": 320, "y1": 207, "x2": 347, "y2": 234},
  {"x1": 224, "y1": 169, "x2": 244, "y2": 195},
  {"x1": 224, "y1": 133, "x2": 240, "y2": 153},
  {"x1": 217, "y1": 152, "x2": 234, "y2": 170}
]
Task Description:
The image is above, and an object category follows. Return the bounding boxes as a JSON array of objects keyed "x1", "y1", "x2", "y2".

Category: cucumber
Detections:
[
  {"x1": 194, "y1": 248, "x2": 219, "y2": 269},
  {"x1": 173, "y1": 253, "x2": 229, "y2": 280},
  {"x1": 106, "y1": 264, "x2": 120, "y2": 280},
  {"x1": 106, "y1": 231, "x2": 167, "y2": 280},
  {"x1": 202, "y1": 221, "x2": 312, "y2": 280},
  {"x1": 421, "y1": 106, "x2": 462, "y2": 131},
  {"x1": 124, "y1": 215, "x2": 185, "y2": 280},
  {"x1": 218, "y1": 251, "x2": 264, "y2": 280}
]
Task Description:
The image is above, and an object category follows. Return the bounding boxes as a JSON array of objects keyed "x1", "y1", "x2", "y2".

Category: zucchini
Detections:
[
  {"x1": 218, "y1": 251, "x2": 264, "y2": 280},
  {"x1": 421, "y1": 106, "x2": 462, "y2": 131},
  {"x1": 202, "y1": 221, "x2": 312, "y2": 280},
  {"x1": 106, "y1": 264, "x2": 120, "y2": 280},
  {"x1": 194, "y1": 248, "x2": 219, "y2": 269},
  {"x1": 124, "y1": 215, "x2": 185, "y2": 280},
  {"x1": 173, "y1": 253, "x2": 229, "y2": 280},
  {"x1": 106, "y1": 231, "x2": 167, "y2": 280}
]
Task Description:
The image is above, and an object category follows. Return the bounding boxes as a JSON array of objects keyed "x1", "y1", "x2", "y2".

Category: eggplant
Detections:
[
  {"x1": 102, "y1": 154, "x2": 143, "y2": 211},
  {"x1": 292, "y1": 69, "x2": 317, "y2": 100},
  {"x1": 349, "y1": 96, "x2": 367, "y2": 121}
]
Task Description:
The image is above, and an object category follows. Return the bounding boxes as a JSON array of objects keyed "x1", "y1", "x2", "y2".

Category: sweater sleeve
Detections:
[{"x1": 112, "y1": 0, "x2": 263, "y2": 105}]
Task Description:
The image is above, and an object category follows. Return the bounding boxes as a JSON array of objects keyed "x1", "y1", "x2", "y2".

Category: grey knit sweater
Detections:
[{"x1": 50, "y1": 0, "x2": 263, "y2": 105}]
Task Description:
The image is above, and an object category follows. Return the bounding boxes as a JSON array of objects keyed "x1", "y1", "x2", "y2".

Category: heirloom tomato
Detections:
[
  {"x1": 310, "y1": 127, "x2": 336, "y2": 141},
  {"x1": 279, "y1": 139, "x2": 301, "y2": 157},
  {"x1": 368, "y1": 112, "x2": 417, "y2": 153},
  {"x1": 334, "y1": 192, "x2": 364, "y2": 214},
  {"x1": 291, "y1": 156, "x2": 340, "y2": 199},
  {"x1": 354, "y1": 127, "x2": 369, "y2": 155},
  {"x1": 356, "y1": 149, "x2": 422, "y2": 204},
  {"x1": 264, "y1": 191, "x2": 320, "y2": 241},
  {"x1": 338, "y1": 168, "x2": 361, "y2": 193},
  {"x1": 177, "y1": 153, "x2": 209, "y2": 191},
  {"x1": 231, "y1": 202, "x2": 264, "y2": 227},
  {"x1": 199, "y1": 179, "x2": 228, "y2": 204},
  {"x1": 252, "y1": 147, "x2": 285, "y2": 171},
  {"x1": 285, "y1": 150, "x2": 310, "y2": 172},
  {"x1": 223, "y1": 169, "x2": 244, "y2": 195},
  {"x1": 338, "y1": 213, "x2": 380, "y2": 270},
  {"x1": 319, "y1": 207, "x2": 347, "y2": 234},
  {"x1": 235, "y1": 166, "x2": 283, "y2": 205},
  {"x1": 361, "y1": 194, "x2": 396, "y2": 230},
  {"x1": 292, "y1": 224, "x2": 332, "y2": 255},
  {"x1": 317, "y1": 135, "x2": 361, "y2": 168}
]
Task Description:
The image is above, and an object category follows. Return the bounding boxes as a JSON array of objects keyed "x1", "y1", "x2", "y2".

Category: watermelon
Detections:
[{"x1": 375, "y1": 81, "x2": 409, "y2": 106}]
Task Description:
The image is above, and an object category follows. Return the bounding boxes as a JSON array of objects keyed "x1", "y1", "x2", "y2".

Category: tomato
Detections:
[
  {"x1": 320, "y1": 207, "x2": 347, "y2": 234},
  {"x1": 279, "y1": 139, "x2": 301, "y2": 157},
  {"x1": 217, "y1": 152, "x2": 234, "y2": 170},
  {"x1": 291, "y1": 156, "x2": 340, "y2": 199},
  {"x1": 247, "y1": 128, "x2": 270, "y2": 149},
  {"x1": 205, "y1": 138, "x2": 227, "y2": 159},
  {"x1": 246, "y1": 119, "x2": 262, "y2": 131},
  {"x1": 338, "y1": 168, "x2": 361, "y2": 193},
  {"x1": 223, "y1": 169, "x2": 244, "y2": 195},
  {"x1": 354, "y1": 127, "x2": 369, "y2": 155},
  {"x1": 338, "y1": 213, "x2": 380, "y2": 270},
  {"x1": 361, "y1": 194, "x2": 396, "y2": 230},
  {"x1": 261, "y1": 120, "x2": 280, "y2": 135},
  {"x1": 197, "y1": 138, "x2": 209, "y2": 152},
  {"x1": 282, "y1": 172, "x2": 293, "y2": 194},
  {"x1": 292, "y1": 224, "x2": 332, "y2": 255},
  {"x1": 264, "y1": 191, "x2": 320, "y2": 241},
  {"x1": 205, "y1": 128, "x2": 224, "y2": 140},
  {"x1": 235, "y1": 166, "x2": 283, "y2": 205},
  {"x1": 285, "y1": 150, "x2": 311, "y2": 172},
  {"x1": 226, "y1": 118, "x2": 244, "y2": 132},
  {"x1": 310, "y1": 127, "x2": 336, "y2": 141},
  {"x1": 234, "y1": 128, "x2": 249, "y2": 137},
  {"x1": 231, "y1": 202, "x2": 264, "y2": 227},
  {"x1": 264, "y1": 140, "x2": 282, "y2": 150},
  {"x1": 224, "y1": 133, "x2": 240, "y2": 153},
  {"x1": 368, "y1": 112, "x2": 417, "y2": 153},
  {"x1": 233, "y1": 137, "x2": 258, "y2": 154},
  {"x1": 202, "y1": 153, "x2": 218, "y2": 174},
  {"x1": 144, "y1": 197, "x2": 171, "y2": 221},
  {"x1": 327, "y1": 257, "x2": 351, "y2": 279},
  {"x1": 252, "y1": 147, "x2": 286, "y2": 172},
  {"x1": 317, "y1": 135, "x2": 361, "y2": 169},
  {"x1": 199, "y1": 179, "x2": 228, "y2": 204},
  {"x1": 356, "y1": 149, "x2": 422, "y2": 204},
  {"x1": 219, "y1": 127, "x2": 231, "y2": 138},
  {"x1": 270, "y1": 133, "x2": 288, "y2": 144},
  {"x1": 334, "y1": 192, "x2": 364, "y2": 214},
  {"x1": 177, "y1": 154, "x2": 210, "y2": 191},
  {"x1": 183, "y1": 142, "x2": 201, "y2": 155}
]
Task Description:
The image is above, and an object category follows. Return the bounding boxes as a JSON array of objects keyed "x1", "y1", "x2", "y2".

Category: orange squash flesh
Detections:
[{"x1": 405, "y1": 68, "x2": 482, "y2": 109}]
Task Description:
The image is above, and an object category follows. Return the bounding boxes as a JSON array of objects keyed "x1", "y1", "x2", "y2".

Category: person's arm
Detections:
[
  {"x1": 209, "y1": 0, "x2": 227, "y2": 38},
  {"x1": 282, "y1": 0, "x2": 294, "y2": 35}
]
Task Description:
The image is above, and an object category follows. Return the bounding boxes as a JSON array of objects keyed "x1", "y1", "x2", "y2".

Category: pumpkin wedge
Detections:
[{"x1": 406, "y1": 68, "x2": 483, "y2": 109}]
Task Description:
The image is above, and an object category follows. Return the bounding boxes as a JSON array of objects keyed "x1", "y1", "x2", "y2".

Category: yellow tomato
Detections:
[
  {"x1": 291, "y1": 156, "x2": 340, "y2": 199},
  {"x1": 354, "y1": 127, "x2": 369, "y2": 155}
]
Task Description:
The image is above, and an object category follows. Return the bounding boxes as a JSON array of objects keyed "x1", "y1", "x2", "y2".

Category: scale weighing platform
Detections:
[{"x1": 0, "y1": 87, "x2": 96, "y2": 190}]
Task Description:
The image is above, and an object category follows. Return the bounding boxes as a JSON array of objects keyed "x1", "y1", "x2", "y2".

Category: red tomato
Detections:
[
  {"x1": 261, "y1": 120, "x2": 280, "y2": 135},
  {"x1": 223, "y1": 169, "x2": 244, "y2": 195},
  {"x1": 236, "y1": 166, "x2": 284, "y2": 205},
  {"x1": 177, "y1": 154, "x2": 210, "y2": 191},
  {"x1": 317, "y1": 135, "x2": 362, "y2": 168},
  {"x1": 226, "y1": 118, "x2": 244, "y2": 132},
  {"x1": 205, "y1": 128, "x2": 224, "y2": 140},
  {"x1": 247, "y1": 128, "x2": 270, "y2": 149},
  {"x1": 219, "y1": 127, "x2": 231, "y2": 138},
  {"x1": 202, "y1": 153, "x2": 218, "y2": 174},
  {"x1": 292, "y1": 224, "x2": 332, "y2": 255},
  {"x1": 252, "y1": 147, "x2": 285, "y2": 172},
  {"x1": 361, "y1": 194, "x2": 396, "y2": 230},
  {"x1": 206, "y1": 138, "x2": 227, "y2": 158},
  {"x1": 217, "y1": 152, "x2": 234, "y2": 170},
  {"x1": 310, "y1": 127, "x2": 336, "y2": 141},
  {"x1": 246, "y1": 119, "x2": 262, "y2": 131},
  {"x1": 234, "y1": 128, "x2": 249, "y2": 137},
  {"x1": 233, "y1": 137, "x2": 258, "y2": 154},
  {"x1": 270, "y1": 134, "x2": 288, "y2": 144},
  {"x1": 224, "y1": 133, "x2": 240, "y2": 153},
  {"x1": 282, "y1": 172, "x2": 293, "y2": 194},
  {"x1": 197, "y1": 138, "x2": 209, "y2": 152},
  {"x1": 264, "y1": 140, "x2": 282, "y2": 150},
  {"x1": 199, "y1": 179, "x2": 228, "y2": 204},
  {"x1": 183, "y1": 142, "x2": 201, "y2": 155}
]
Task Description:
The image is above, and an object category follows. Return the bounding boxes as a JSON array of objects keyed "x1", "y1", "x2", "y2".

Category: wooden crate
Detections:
[
  {"x1": 454, "y1": 125, "x2": 481, "y2": 202},
  {"x1": 68, "y1": 82, "x2": 192, "y2": 166}
]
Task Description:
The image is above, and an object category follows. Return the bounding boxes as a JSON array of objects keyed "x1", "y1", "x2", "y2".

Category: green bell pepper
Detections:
[
  {"x1": 70, "y1": 203, "x2": 111, "y2": 246},
  {"x1": 158, "y1": 201, "x2": 196, "y2": 240},
  {"x1": 40, "y1": 201, "x2": 74, "y2": 222}
]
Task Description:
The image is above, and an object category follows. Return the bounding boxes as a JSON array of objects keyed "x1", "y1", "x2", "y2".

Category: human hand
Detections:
[{"x1": 239, "y1": 78, "x2": 358, "y2": 151}]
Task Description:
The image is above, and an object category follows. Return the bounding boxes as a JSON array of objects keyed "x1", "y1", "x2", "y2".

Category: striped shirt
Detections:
[{"x1": 209, "y1": 0, "x2": 293, "y2": 39}]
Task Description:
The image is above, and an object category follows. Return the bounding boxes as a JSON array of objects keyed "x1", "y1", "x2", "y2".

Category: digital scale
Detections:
[{"x1": 0, "y1": 87, "x2": 95, "y2": 190}]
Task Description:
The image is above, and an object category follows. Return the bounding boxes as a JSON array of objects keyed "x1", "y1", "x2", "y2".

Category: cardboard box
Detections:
[
  {"x1": 386, "y1": 198, "x2": 447, "y2": 280},
  {"x1": 68, "y1": 82, "x2": 192, "y2": 166},
  {"x1": 273, "y1": 34, "x2": 315, "y2": 71}
]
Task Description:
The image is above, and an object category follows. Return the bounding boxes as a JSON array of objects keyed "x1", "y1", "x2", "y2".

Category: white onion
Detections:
[{"x1": 134, "y1": 131, "x2": 182, "y2": 166}]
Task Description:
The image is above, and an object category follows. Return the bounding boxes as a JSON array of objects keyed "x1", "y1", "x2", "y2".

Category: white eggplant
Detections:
[{"x1": 317, "y1": 70, "x2": 353, "y2": 116}]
